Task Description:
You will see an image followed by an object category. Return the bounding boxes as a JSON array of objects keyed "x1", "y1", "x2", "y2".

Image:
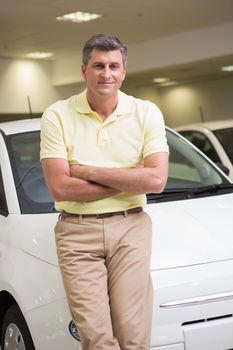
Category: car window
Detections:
[
  {"x1": 0, "y1": 166, "x2": 8, "y2": 215},
  {"x1": 213, "y1": 127, "x2": 233, "y2": 164},
  {"x1": 166, "y1": 129, "x2": 224, "y2": 189},
  {"x1": 7, "y1": 131, "x2": 54, "y2": 214},
  {"x1": 179, "y1": 130, "x2": 221, "y2": 164}
]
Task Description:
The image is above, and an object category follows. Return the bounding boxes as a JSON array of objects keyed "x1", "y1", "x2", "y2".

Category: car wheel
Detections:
[{"x1": 1, "y1": 304, "x2": 35, "y2": 350}]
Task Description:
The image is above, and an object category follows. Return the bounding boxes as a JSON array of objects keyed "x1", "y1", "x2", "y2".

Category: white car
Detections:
[
  {"x1": 176, "y1": 120, "x2": 233, "y2": 180},
  {"x1": 1, "y1": 119, "x2": 233, "y2": 350}
]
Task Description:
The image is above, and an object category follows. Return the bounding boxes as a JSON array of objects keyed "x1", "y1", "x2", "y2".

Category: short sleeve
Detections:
[
  {"x1": 142, "y1": 103, "x2": 169, "y2": 158},
  {"x1": 40, "y1": 109, "x2": 68, "y2": 160}
]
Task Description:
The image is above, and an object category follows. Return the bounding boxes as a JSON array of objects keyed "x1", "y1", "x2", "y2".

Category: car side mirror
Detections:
[{"x1": 215, "y1": 162, "x2": 230, "y2": 176}]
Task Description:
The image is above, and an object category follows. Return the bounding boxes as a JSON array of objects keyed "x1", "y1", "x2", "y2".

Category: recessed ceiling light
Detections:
[
  {"x1": 159, "y1": 81, "x2": 178, "y2": 87},
  {"x1": 25, "y1": 52, "x2": 53, "y2": 59},
  {"x1": 56, "y1": 11, "x2": 102, "y2": 23},
  {"x1": 152, "y1": 77, "x2": 169, "y2": 83},
  {"x1": 221, "y1": 65, "x2": 233, "y2": 72}
]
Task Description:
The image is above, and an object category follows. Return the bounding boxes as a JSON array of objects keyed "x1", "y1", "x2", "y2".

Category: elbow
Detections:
[
  {"x1": 154, "y1": 181, "x2": 166, "y2": 194},
  {"x1": 150, "y1": 175, "x2": 168, "y2": 194},
  {"x1": 52, "y1": 193, "x2": 63, "y2": 202},
  {"x1": 45, "y1": 175, "x2": 72, "y2": 202},
  {"x1": 49, "y1": 186, "x2": 65, "y2": 202}
]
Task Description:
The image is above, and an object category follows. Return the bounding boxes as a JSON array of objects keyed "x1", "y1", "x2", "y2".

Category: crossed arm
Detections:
[{"x1": 41, "y1": 152, "x2": 169, "y2": 202}]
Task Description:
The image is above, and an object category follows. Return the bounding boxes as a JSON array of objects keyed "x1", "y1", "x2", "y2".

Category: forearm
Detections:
[
  {"x1": 52, "y1": 176, "x2": 119, "y2": 202},
  {"x1": 41, "y1": 159, "x2": 119, "y2": 202},
  {"x1": 70, "y1": 164, "x2": 167, "y2": 194},
  {"x1": 89, "y1": 167, "x2": 166, "y2": 193}
]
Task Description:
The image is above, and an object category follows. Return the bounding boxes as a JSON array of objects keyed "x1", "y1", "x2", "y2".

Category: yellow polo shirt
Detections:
[{"x1": 40, "y1": 90, "x2": 168, "y2": 214}]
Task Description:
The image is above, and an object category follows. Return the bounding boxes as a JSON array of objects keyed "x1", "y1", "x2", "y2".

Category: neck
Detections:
[{"x1": 86, "y1": 91, "x2": 118, "y2": 121}]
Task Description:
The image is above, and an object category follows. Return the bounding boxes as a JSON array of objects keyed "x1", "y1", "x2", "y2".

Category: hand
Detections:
[
  {"x1": 136, "y1": 163, "x2": 144, "y2": 168},
  {"x1": 70, "y1": 164, "x2": 89, "y2": 180}
]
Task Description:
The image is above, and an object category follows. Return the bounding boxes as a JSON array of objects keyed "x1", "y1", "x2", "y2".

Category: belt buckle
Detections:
[{"x1": 96, "y1": 213, "x2": 103, "y2": 218}]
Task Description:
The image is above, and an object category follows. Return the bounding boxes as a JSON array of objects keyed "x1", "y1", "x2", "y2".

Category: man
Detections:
[{"x1": 40, "y1": 34, "x2": 169, "y2": 350}]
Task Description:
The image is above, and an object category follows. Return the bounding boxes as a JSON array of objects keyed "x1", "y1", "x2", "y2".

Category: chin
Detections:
[{"x1": 97, "y1": 89, "x2": 116, "y2": 96}]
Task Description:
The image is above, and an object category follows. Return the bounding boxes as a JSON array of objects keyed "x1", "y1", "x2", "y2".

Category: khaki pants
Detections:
[{"x1": 55, "y1": 210, "x2": 153, "y2": 350}]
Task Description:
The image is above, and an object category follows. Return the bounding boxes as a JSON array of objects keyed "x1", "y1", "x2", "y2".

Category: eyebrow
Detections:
[{"x1": 92, "y1": 61, "x2": 121, "y2": 66}]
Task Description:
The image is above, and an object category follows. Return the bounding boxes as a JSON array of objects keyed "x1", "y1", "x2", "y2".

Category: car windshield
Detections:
[
  {"x1": 7, "y1": 131, "x2": 54, "y2": 214},
  {"x1": 6, "y1": 129, "x2": 232, "y2": 214},
  {"x1": 146, "y1": 130, "x2": 233, "y2": 203},
  {"x1": 213, "y1": 127, "x2": 233, "y2": 164}
]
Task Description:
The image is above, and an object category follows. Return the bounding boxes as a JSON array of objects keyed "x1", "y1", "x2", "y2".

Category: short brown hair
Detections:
[{"x1": 82, "y1": 34, "x2": 128, "y2": 68}]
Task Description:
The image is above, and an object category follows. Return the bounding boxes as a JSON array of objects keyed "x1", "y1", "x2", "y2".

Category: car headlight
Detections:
[{"x1": 69, "y1": 320, "x2": 81, "y2": 341}]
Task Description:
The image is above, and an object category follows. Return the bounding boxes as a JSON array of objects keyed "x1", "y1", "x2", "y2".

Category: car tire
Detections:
[{"x1": 1, "y1": 304, "x2": 35, "y2": 350}]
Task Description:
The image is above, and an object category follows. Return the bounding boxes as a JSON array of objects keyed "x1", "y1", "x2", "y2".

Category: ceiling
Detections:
[
  {"x1": 124, "y1": 54, "x2": 233, "y2": 88},
  {"x1": 0, "y1": 0, "x2": 233, "y2": 86}
]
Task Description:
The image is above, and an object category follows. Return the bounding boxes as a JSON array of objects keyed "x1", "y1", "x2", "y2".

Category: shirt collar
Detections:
[
  {"x1": 115, "y1": 90, "x2": 133, "y2": 116},
  {"x1": 75, "y1": 90, "x2": 93, "y2": 114},
  {"x1": 75, "y1": 89, "x2": 133, "y2": 116}
]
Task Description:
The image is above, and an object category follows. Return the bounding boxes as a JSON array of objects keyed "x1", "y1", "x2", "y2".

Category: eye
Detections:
[
  {"x1": 110, "y1": 64, "x2": 120, "y2": 70},
  {"x1": 93, "y1": 63, "x2": 104, "y2": 69}
]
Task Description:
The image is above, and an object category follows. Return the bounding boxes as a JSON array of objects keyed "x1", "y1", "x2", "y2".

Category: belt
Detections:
[{"x1": 60, "y1": 207, "x2": 143, "y2": 219}]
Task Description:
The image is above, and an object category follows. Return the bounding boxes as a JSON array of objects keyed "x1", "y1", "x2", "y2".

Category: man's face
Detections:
[{"x1": 81, "y1": 48, "x2": 126, "y2": 98}]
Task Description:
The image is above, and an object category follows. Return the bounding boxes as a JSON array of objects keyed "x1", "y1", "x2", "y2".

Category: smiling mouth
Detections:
[{"x1": 98, "y1": 81, "x2": 114, "y2": 84}]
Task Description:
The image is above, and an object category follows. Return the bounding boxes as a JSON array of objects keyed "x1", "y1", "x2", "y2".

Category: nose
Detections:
[{"x1": 101, "y1": 66, "x2": 111, "y2": 79}]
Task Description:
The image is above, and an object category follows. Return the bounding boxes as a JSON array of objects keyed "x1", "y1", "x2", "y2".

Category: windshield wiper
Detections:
[
  {"x1": 147, "y1": 189, "x2": 194, "y2": 202},
  {"x1": 189, "y1": 183, "x2": 233, "y2": 195},
  {"x1": 147, "y1": 183, "x2": 233, "y2": 203}
]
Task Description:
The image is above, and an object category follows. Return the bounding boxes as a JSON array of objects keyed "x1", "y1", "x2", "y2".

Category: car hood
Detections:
[
  {"x1": 146, "y1": 193, "x2": 233, "y2": 270},
  {"x1": 16, "y1": 193, "x2": 233, "y2": 270}
]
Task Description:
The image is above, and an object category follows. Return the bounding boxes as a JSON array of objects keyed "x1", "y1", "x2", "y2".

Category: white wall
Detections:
[
  {"x1": 128, "y1": 23, "x2": 233, "y2": 73},
  {"x1": 0, "y1": 41, "x2": 232, "y2": 126},
  {"x1": 159, "y1": 76, "x2": 233, "y2": 127},
  {"x1": 123, "y1": 76, "x2": 233, "y2": 128},
  {"x1": 0, "y1": 58, "x2": 60, "y2": 114},
  {"x1": 123, "y1": 84, "x2": 162, "y2": 107},
  {"x1": 52, "y1": 54, "x2": 83, "y2": 86}
]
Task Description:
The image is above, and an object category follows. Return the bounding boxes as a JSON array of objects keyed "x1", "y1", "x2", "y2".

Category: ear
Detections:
[
  {"x1": 81, "y1": 64, "x2": 87, "y2": 80},
  {"x1": 122, "y1": 69, "x2": 126, "y2": 81}
]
